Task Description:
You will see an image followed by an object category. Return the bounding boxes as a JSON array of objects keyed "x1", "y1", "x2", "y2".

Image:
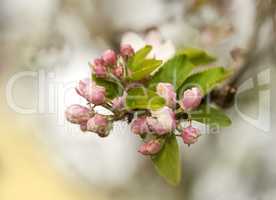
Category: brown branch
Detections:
[{"x1": 211, "y1": 0, "x2": 276, "y2": 108}]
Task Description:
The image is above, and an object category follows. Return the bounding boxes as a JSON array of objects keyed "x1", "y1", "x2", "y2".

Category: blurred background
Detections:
[{"x1": 0, "y1": 0, "x2": 276, "y2": 199}]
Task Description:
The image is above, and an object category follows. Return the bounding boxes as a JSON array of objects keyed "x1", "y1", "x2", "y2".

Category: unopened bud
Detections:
[
  {"x1": 102, "y1": 49, "x2": 117, "y2": 66},
  {"x1": 87, "y1": 84, "x2": 106, "y2": 105},
  {"x1": 92, "y1": 58, "x2": 108, "y2": 78},
  {"x1": 138, "y1": 140, "x2": 162, "y2": 155},
  {"x1": 111, "y1": 95, "x2": 125, "y2": 110},
  {"x1": 112, "y1": 65, "x2": 124, "y2": 78},
  {"x1": 120, "y1": 44, "x2": 134, "y2": 58},
  {"x1": 65, "y1": 105, "x2": 91, "y2": 124},
  {"x1": 75, "y1": 78, "x2": 90, "y2": 98},
  {"x1": 180, "y1": 87, "x2": 203, "y2": 110},
  {"x1": 182, "y1": 126, "x2": 200, "y2": 145},
  {"x1": 76, "y1": 79, "x2": 106, "y2": 105},
  {"x1": 87, "y1": 114, "x2": 110, "y2": 137},
  {"x1": 131, "y1": 117, "x2": 149, "y2": 135}
]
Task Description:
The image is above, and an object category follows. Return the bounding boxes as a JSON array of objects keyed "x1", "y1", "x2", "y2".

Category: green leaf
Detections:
[
  {"x1": 148, "y1": 55, "x2": 194, "y2": 90},
  {"x1": 178, "y1": 47, "x2": 216, "y2": 65},
  {"x1": 130, "y1": 59, "x2": 162, "y2": 80},
  {"x1": 152, "y1": 134, "x2": 181, "y2": 186},
  {"x1": 128, "y1": 45, "x2": 152, "y2": 70},
  {"x1": 92, "y1": 75, "x2": 123, "y2": 99},
  {"x1": 191, "y1": 105, "x2": 232, "y2": 127},
  {"x1": 178, "y1": 67, "x2": 232, "y2": 96},
  {"x1": 126, "y1": 87, "x2": 165, "y2": 110}
]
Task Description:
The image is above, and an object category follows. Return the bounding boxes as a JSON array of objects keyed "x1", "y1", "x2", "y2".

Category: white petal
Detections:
[
  {"x1": 154, "y1": 40, "x2": 176, "y2": 61},
  {"x1": 145, "y1": 30, "x2": 162, "y2": 48},
  {"x1": 121, "y1": 32, "x2": 146, "y2": 51}
]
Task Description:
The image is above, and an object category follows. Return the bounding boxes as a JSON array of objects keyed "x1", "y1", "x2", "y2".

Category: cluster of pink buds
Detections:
[
  {"x1": 130, "y1": 106, "x2": 177, "y2": 140},
  {"x1": 63, "y1": 41, "x2": 233, "y2": 185},
  {"x1": 90, "y1": 45, "x2": 134, "y2": 79},
  {"x1": 65, "y1": 78, "x2": 111, "y2": 136},
  {"x1": 65, "y1": 43, "x2": 204, "y2": 155},
  {"x1": 65, "y1": 78, "x2": 111, "y2": 137},
  {"x1": 132, "y1": 84, "x2": 203, "y2": 156},
  {"x1": 65, "y1": 44, "x2": 135, "y2": 137}
]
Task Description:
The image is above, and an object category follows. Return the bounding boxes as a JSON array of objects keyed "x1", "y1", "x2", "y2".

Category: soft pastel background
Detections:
[{"x1": 0, "y1": 0, "x2": 276, "y2": 199}]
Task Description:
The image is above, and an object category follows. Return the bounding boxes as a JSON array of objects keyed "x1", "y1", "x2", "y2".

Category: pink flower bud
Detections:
[
  {"x1": 87, "y1": 84, "x2": 106, "y2": 105},
  {"x1": 138, "y1": 140, "x2": 162, "y2": 155},
  {"x1": 102, "y1": 49, "x2": 117, "y2": 66},
  {"x1": 131, "y1": 117, "x2": 149, "y2": 135},
  {"x1": 180, "y1": 87, "x2": 203, "y2": 110},
  {"x1": 182, "y1": 126, "x2": 201, "y2": 145},
  {"x1": 94, "y1": 57, "x2": 105, "y2": 66},
  {"x1": 76, "y1": 79, "x2": 106, "y2": 105},
  {"x1": 92, "y1": 58, "x2": 108, "y2": 78},
  {"x1": 120, "y1": 44, "x2": 134, "y2": 58},
  {"x1": 65, "y1": 105, "x2": 91, "y2": 124},
  {"x1": 112, "y1": 65, "x2": 124, "y2": 78},
  {"x1": 147, "y1": 107, "x2": 176, "y2": 135},
  {"x1": 87, "y1": 114, "x2": 110, "y2": 137},
  {"x1": 156, "y1": 83, "x2": 176, "y2": 108},
  {"x1": 75, "y1": 78, "x2": 90, "y2": 97},
  {"x1": 111, "y1": 96, "x2": 125, "y2": 110}
]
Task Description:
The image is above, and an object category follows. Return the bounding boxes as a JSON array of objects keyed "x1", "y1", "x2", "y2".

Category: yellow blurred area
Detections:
[{"x1": 0, "y1": 114, "x2": 106, "y2": 200}]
